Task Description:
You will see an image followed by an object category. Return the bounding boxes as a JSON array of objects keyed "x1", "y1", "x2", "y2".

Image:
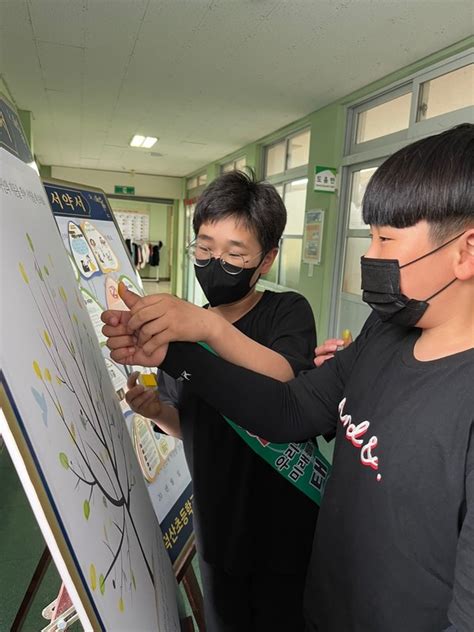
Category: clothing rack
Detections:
[{"x1": 133, "y1": 240, "x2": 163, "y2": 283}]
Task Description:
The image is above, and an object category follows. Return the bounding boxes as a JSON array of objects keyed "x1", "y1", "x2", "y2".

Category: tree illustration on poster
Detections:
[
  {"x1": 0, "y1": 147, "x2": 179, "y2": 631},
  {"x1": 24, "y1": 231, "x2": 152, "y2": 600}
]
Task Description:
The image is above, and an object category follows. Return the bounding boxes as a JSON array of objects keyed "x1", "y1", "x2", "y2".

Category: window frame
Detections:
[
  {"x1": 220, "y1": 155, "x2": 247, "y2": 174},
  {"x1": 263, "y1": 127, "x2": 311, "y2": 181},
  {"x1": 260, "y1": 128, "x2": 311, "y2": 290},
  {"x1": 329, "y1": 47, "x2": 473, "y2": 337},
  {"x1": 345, "y1": 49, "x2": 473, "y2": 159}
]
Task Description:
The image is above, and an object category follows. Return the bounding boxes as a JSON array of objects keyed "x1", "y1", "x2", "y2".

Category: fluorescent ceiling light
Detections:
[
  {"x1": 142, "y1": 136, "x2": 158, "y2": 149},
  {"x1": 130, "y1": 135, "x2": 145, "y2": 147},
  {"x1": 129, "y1": 135, "x2": 158, "y2": 148}
]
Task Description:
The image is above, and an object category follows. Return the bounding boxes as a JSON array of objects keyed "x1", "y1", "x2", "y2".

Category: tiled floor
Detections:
[{"x1": 142, "y1": 279, "x2": 171, "y2": 296}]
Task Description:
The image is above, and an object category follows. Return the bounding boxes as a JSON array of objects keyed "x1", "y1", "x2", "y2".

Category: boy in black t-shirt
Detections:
[
  {"x1": 102, "y1": 171, "x2": 318, "y2": 631},
  {"x1": 104, "y1": 124, "x2": 474, "y2": 631}
]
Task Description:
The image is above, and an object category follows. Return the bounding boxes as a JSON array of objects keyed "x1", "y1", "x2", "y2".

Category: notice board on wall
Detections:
[{"x1": 0, "y1": 147, "x2": 180, "y2": 631}]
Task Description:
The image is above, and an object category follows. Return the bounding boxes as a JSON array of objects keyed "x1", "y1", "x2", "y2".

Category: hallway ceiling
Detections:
[{"x1": 1, "y1": 0, "x2": 472, "y2": 176}]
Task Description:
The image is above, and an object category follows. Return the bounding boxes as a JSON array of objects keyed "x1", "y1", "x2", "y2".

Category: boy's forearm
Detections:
[
  {"x1": 205, "y1": 316, "x2": 294, "y2": 381},
  {"x1": 161, "y1": 341, "x2": 338, "y2": 442},
  {"x1": 150, "y1": 403, "x2": 182, "y2": 439}
]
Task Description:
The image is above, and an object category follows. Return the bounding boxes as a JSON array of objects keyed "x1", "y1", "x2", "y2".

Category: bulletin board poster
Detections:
[
  {"x1": 302, "y1": 209, "x2": 325, "y2": 265},
  {"x1": 42, "y1": 178, "x2": 194, "y2": 569},
  {"x1": 0, "y1": 148, "x2": 180, "y2": 631},
  {"x1": 0, "y1": 94, "x2": 34, "y2": 164}
]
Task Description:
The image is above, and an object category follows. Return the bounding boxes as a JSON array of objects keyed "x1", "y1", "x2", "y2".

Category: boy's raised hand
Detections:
[
  {"x1": 125, "y1": 371, "x2": 162, "y2": 419},
  {"x1": 122, "y1": 284, "x2": 216, "y2": 353},
  {"x1": 101, "y1": 284, "x2": 169, "y2": 366}
]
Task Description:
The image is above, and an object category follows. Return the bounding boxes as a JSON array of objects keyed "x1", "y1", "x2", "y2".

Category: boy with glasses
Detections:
[{"x1": 104, "y1": 171, "x2": 319, "y2": 631}]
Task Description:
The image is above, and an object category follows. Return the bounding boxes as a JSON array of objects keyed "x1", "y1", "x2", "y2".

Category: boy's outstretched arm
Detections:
[
  {"x1": 160, "y1": 336, "x2": 361, "y2": 443},
  {"x1": 448, "y1": 430, "x2": 474, "y2": 631},
  {"x1": 113, "y1": 285, "x2": 314, "y2": 381}
]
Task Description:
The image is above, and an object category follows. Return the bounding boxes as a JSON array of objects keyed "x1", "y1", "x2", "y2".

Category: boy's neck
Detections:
[
  {"x1": 210, "y1": 289, "x2": 263, "y2": 324},
  {"x1": 415, "y1": 303, "x2": 474, "y2": 361}
]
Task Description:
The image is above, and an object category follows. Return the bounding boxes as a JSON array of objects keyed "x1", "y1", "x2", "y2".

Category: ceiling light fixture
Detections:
[
  {"x1": 142, "y1": 136, "x2": 158, "y2": 149},
  {"x1": 129, "y1": 135, "x2": 158, "y2": 149}
]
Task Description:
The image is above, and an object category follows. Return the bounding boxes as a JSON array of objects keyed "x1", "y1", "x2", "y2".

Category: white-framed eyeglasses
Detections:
[{"x1": 186, "y1": 241, "x2": 263, "y2": 275}]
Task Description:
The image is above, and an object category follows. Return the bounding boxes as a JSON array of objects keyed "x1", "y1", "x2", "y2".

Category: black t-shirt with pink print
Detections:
[{"x1": 162, "y1": 316, "x2": 474, "y2": 632}]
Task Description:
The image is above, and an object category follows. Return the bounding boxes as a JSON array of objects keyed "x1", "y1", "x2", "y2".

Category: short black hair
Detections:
[
  {"x1": 193, "y1": 169, "x2": 286, "y2": 252},
  {"x1": 362, "y1": 123, "x2": 474, "y2": 242}
]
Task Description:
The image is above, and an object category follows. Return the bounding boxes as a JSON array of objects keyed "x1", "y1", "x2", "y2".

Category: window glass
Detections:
[
  {"x1": 356, "y1": 93, "x2": 411, "y2": 143},
  {"x1": 235, "y1": 157, "x2": 246, "y2": 171},
  {"x1": 283, "y1": 178, "x2": 307, "y2": 235},
  {"x1": 197, "y1": 173, "x2": 207, "y2": 186},
  {"x1": 279, "y1": 238, "x2": 302, "y2": 289},
  {"x1": 287, "y1": 130, "x2": 310, "y2": 169},
  {"x1": 349, "y1": 167, "x2": 377, "y2": 229},
  {"x1": 265, "y1": 141, "x2": 286, "y2": 177},
  {"x1": 417, "y1": 64, "x2": 474, "y2": 120}
]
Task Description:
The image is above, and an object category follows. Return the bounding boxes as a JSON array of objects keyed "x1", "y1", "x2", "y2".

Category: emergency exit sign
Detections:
[{"x1": 114, "y1": 185, "x2": 135, "y2": 195}]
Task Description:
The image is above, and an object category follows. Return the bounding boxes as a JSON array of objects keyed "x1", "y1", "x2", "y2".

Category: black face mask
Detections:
[
  {"x1": 195, "y1": 258, "x2": 263, "y2": 307},
  {"x1": 360, "y1": 232, "x2": 463, "y2": 327}
]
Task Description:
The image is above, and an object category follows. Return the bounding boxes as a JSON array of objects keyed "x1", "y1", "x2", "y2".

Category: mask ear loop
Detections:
[
  {"x1": 249, "y1": 252, "x2": 269, "y2": 290},
  {"x1": 425, "y1": 278, "x2": 457, "y2": 302},
  {"x1": 400, "y1": 231, "x2": 465, "y2": 269}
]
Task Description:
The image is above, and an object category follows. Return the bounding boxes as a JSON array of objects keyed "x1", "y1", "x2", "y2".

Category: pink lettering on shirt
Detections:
[{"x1": 338, "y1": 398, "x2": 381, "y2": 481}]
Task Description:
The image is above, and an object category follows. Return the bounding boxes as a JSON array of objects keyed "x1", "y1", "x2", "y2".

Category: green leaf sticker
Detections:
[
  {"x1": 33, "y1": 361, "x2": 43, "y2": 380},
  {"x1": 26, "y1": 233, "x2": 34, "y2": 252},
  {"x1": 19, "y1": 262, "x2": 29, "y2": 284},
  {"x1": 99, "y1": 574, "x2": 105, "y2": 595},
  {"x1": 83, "y1": 499, "x2": 90, "y2": 520},
  {"x1": 59, "y1": 453, "x2": 69, "y2": 469},
  {"x1": 90, "y1": 564, "x2": 97, "y2": 590}
]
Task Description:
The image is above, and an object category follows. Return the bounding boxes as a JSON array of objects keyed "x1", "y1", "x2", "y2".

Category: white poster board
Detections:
[{"x1": 0, "y1": 148, "x2": 179, "y2": 631}]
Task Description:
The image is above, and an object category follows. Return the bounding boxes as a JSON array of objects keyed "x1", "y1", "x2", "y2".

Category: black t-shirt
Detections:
[
  {"x1": 162, "y1": 316, "x2": 474, "y2": 632},
  {"x1": 160, "y1": 290, "x2": 318, "y2": 573}
]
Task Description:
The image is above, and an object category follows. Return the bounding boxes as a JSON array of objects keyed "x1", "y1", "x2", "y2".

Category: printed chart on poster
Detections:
[
  {"x1": 42, "y1": 178, "x2": 193, "y2": 567},
  {"x1": 0, "y1": 148, "x2": 180, "y2": 631}
]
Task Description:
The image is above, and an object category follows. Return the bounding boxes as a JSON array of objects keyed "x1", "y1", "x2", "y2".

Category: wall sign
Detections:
[
  {"x1": 114, "y1": 185, "x2": 135, "y2": 195},
  {"x1": 314, "y1": 165, "x2": 337, "y2": 193}
]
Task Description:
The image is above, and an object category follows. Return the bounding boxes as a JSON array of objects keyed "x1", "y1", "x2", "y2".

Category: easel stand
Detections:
[
  {"x1": 12, "y1": 543, "x2": 206, "y2": 632},
  {"x1": 11, "y1": 546, "x2": 52, "y2": 632}
]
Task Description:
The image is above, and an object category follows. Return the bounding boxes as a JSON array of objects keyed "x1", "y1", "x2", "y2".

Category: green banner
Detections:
[{"x1": 198, "y1": 342, "x2": 331, "y2": 505}]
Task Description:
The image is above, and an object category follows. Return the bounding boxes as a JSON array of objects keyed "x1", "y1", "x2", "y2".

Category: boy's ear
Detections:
[
  {"x1": 454, "y1": 228, "x2": 474, "y2": 281},
  {"x1": 259, "y1": 247, "x2": 279, "y2": 274}
]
